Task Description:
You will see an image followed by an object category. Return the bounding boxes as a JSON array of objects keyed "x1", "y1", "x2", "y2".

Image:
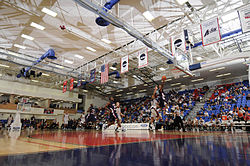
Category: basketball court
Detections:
[
  {"x1": 0, "y1": 130, "x2": 249, "y2": 166},
  {"x1": 0, "y1": 0, "x2": 250, "y2": 165}
]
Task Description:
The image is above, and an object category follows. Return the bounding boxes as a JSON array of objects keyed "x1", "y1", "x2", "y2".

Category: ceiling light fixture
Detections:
[
  {"x1": 209, "y1": 67, "x2": 225, "y2": 72},
  {"x1": 196, "y1": 57, "x2": 203, "y2": 61},
  {"x1": 191, "y1": 78, "x2": 204, "y2": 82},
  {"x1": 13, "y1": 44, "x2": 26, "y2": 49},
  {"x1": 183, "y1": 75, "x2": 189, "y2": 78},
  {"x1": 159, "y1": 67, "x2": 166, "y2": 71},
  {"x1": 41, "y1": 7, "x2": 57, "y2": 17},
  {"x1": 21, "y1": 34, "x2": 34, "y2": 40},
  {"x1": 30, "y1": 22, "x2": 45, "y2": 30},
  {"x1": 31, "y1": 80, "x2": 39, "y2": 82},
  {"x1": 74, "y1": 54, "x2": 84, "y2": 59},
  {"x1": 166, "y1": 78, "x2": 172, "y2": 81},
  {"x1": 42, "y1": 73, "x2": 50, "y2": 76},
  {"x1": 0, "y1": 64, "x2": 9, "y2": 68},
  {"x1": 55, "y1": 65, "x2": 64, "y2": 69},
  {"x1": 101, "y1": 38, "x2": 111, "y2": 44},
  {"x1": 132, "y1": 86, "x2": 137, "y2": 89},
  {"x1": 176, "y1": 0, "x2": 188, "y2": 5},
  {"x1": 113, "y1": 81, "x2": 118, "y2": 84},
  {"x1": 65, "y1": 59, "x2": 73, "y2": 64},
  {"x1": 171, "y1": 83, "x2": 181, "y2": 86},
  {"x1": 110, "y1": 66, "x2": 117, "y2": 70},
  {"x1": 143, "y1": 11, "x2": 154, "y2": 21},
  {"x1": 216, "y1": 73, "x2": 231, "y2": 77},
  {"x1": 86, "y1": 46, "x2": 96, "y2": 52}
]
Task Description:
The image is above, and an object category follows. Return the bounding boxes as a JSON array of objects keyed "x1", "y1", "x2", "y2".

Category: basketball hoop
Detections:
[
  {"x1": 10, "y1": 98, "x2": 31, "y2": 132},
  {"x1": 17, "y1": 98, "x2": 31, "y2": 112},
  {"x1": 173, "y1": 48, "x2": 194, "y2": 76}
]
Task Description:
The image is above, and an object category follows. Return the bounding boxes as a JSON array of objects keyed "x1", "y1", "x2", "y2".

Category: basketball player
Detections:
[
  {"x1": 158, "y1": 78, "x2": 166, "y2": 109},
  {"x1": 79, "y1": 112, "x2": 86, "y2": 129},
  {"x1": 115, "y1": 102, "x2": 125, "y2": 132},
  {"x1": 149, "y1": 86, "x2": 160, "y2": 130},
  {"x1": 103, "y1": 97, "x2": 121, "y2": 132},
  {"x1": 63, "y1": 112, "x2": 69, "y2": 129}
]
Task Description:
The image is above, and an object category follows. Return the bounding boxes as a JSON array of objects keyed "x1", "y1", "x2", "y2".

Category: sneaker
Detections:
[{"x1": 122, "y1": 128, "x2": 126, "y2": 132}]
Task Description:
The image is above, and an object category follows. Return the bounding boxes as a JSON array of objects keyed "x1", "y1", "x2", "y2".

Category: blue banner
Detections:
[{"x1": 90, "y1": 69, "x2": 96, "y2": 83}]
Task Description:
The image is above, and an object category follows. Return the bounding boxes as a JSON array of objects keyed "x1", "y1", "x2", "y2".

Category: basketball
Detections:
[{"x1": 162, "y1": 75, "x2": 167, "y2": 81}]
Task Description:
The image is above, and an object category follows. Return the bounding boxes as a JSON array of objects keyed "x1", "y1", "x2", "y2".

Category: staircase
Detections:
[
  {"x1": 186, "y1": 102, "x2": 204, "y2": 120},
  {"x1": 186, "y1": 88, "x2": 214, "y2": 120}
]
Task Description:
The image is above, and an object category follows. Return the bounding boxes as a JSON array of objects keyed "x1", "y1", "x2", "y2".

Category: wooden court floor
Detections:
[{"x1": 0, "y1": 129, "x2": 249, "y2": 166}]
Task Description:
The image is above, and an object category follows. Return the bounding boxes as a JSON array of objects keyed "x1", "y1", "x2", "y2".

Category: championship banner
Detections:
[
  {"x1": 200, "y1": 18, "x2": 221, "y2": 46},
  {"x1": 238, "y1": 4, "x2": 250, "y2": 33},
  {"x1": 62, "y1": 80, "x2": 67, "y2": 93},
  {"x1": 138, "y1": 48, "x2": 148, "y2": 68},
  {"x1": 171, "y1": 31, "x2": 186, "y2": 56},
  {"x1": 90, "y1": 68, "x2": 96, "y2": 83},
  {"x1": 69, "y1": 78, "x2": 74, "y2": 91},
  {"x1": 120, "y1": 55, "x2": 129, "y2": 73}
]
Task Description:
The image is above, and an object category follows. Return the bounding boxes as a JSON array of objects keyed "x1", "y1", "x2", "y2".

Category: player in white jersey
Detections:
[
  {"x1": 63, "y1": 112, "x2": 69, "y2": 129},
  {"x1": 115, "y1": 102, "x2": 125, "y2": 132},
  {"x1": 149, "y1": 86, "x2": 160, "y2": 130}
]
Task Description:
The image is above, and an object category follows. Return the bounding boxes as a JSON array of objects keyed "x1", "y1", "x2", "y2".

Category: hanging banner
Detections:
[
  {"x1": 101, "y1": 64, "x2": 109, "y2": 84},
  {"x1": 200, "y1": 17, "x2": 221, "y2": 46},
  {"x1": 138, "y1": 48, "x2": 148, "y2": 68},
  {"x1": 69, "y1": 78, "x2": 74, "y2": 91},
  {"x1": 238, "y1": 4, "x2": 250, "y2": 33},
  {"x1": 120, "y1": 55, "x2": 129, "y2": 73},
  {"x1": 249, "y1": 65, "x2": 250, "y2": 86},
  {"x1": 62, "y1": 81, "x2": 67, "y2": 93},
  {"x1": 171, "y1": 31, "x2": 186, "y2": 56},
  {"x1": 90, "y1": 68, "x2": 96, "y2": 83}
]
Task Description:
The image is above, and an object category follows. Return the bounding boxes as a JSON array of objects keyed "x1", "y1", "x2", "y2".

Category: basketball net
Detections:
[{"x1": 10, "y1": 98, "x2": 30, "y2": 132}]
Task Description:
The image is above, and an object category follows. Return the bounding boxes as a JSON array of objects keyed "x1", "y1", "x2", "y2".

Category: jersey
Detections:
[
  {"x1": 64, "y1": 114, "x2": 69, "y2": 124},
  {"x1": 151, "y1": 99, "x2": 158, "y2": 109},
  {"x1": 150, "y1": 99, "x2": 159, "y2": 118},
  {"x1": 108, "y1": 101, "x2": 117, "y2": 121},
  {"x1": 116, "y1": 107, "x2": 121, "y2": 120},
  {"x1": 158, "y1": 89, "x2": 166, "y2": 108}
]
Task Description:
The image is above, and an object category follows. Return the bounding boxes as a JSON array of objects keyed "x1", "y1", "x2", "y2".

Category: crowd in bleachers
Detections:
[{"x1": 190, "y1": 80, "x2": 250, "y2": 131}]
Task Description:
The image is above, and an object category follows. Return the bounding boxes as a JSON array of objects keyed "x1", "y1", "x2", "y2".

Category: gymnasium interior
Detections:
[{"x1": 0, "y1": 0, "x2": 249, "y2": 165}]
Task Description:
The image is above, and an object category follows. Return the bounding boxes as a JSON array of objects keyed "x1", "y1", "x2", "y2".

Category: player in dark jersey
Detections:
[
  {"x1": 103, "y1": 97, "x2": 122, "y2": 132},
  {"x1": 158, "y1": 81, "x2": 166, "y2": 109}
]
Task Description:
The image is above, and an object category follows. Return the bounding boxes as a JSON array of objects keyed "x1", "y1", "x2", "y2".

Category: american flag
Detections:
[{"x1": 101, "y1": 64, "x2": 109, "y2": 84}]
